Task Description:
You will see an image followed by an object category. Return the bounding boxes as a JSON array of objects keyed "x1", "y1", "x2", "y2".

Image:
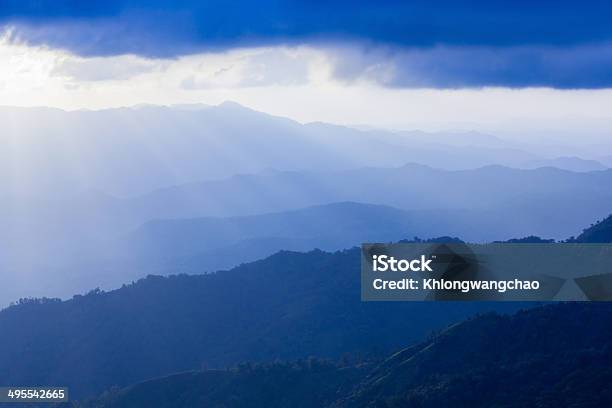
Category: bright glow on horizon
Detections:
[{"x1": 2, "y1": 30, "x2": 612, "y2": 136}]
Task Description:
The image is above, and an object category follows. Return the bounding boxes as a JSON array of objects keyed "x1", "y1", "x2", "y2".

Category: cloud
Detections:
[
  {"x1": 3, "y1": 1, "x2": 612, "y2": 55},
  {"x1": 179, "y1": 48, "x2": 312, "y2": 89},
  {"x1": 329, "y1": 43, "x2": 612, "y2": 89},
  {"x1": 3, "y1": 1, "x2": 612, "y2": 89},
  {"x1": 2, "y1": 26, "x2": 612, "y2": 141},
  {"x1": 3, "y1": 35, "x2": 612, "y2": 136},
  {"x1": 52, "y1": 55, "x2": 162, "y2": 81}
]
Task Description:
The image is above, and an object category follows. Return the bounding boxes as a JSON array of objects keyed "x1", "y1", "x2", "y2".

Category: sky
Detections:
[{"x1": 1, "y1": 1, "x2": 612, "y2": 133}]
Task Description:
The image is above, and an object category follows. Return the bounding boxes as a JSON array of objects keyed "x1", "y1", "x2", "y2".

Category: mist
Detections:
[{"x1": 0, "y1": 103, "x2": 610, "y2": 305}]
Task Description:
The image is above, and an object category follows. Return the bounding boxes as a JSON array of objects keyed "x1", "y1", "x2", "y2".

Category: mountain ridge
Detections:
[
  {"x1": 0, "y1": 245, "x2": 521, "y2": 398},
  {"x1": 2, "y1": 214, "x2": 611, "y2": 399},
  {"x1": 79, "y1": 302, "x2": 612, "y2": 408}
]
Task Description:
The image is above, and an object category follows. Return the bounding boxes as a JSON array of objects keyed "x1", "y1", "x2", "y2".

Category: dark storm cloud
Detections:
[
  {"x1": 3, "y1": 0, "x2": 612, "y2": 88},
  {"x1": 330, "y1": 43, "x2": 612, "y2": 89}
]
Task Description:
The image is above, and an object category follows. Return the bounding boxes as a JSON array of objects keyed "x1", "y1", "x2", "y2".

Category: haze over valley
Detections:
[{"x1": 0, "y1": 103, "x2": 611, "y2": 304}]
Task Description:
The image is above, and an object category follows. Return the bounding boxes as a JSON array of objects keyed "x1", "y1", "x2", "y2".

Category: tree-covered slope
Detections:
[
  {"x1": 81, "y1": 303, "x2": 612, "y2": 408},
  {"x1": 334, "y1": 303, "x2": 612, "y2": 408},
  {"x1": 3, "y1": 214, "x2": 611, "y2": 401},
  {"x1": 81, "y1": 361, "x2": 367, "y2": 408},
  {"x1": 0, "y1": 246, "x2": 518, "y2": 398},
  {"x1": 572, "y1": 214, "x2": 612, "y2": 242}
]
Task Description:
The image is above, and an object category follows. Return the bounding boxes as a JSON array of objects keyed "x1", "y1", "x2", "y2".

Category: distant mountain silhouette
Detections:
[
  {"x1": 0, "y1": 103, "x2": 549, "y2": 198},
  {"x1": 26, "y1": 202, "x2": 472, "y2": 301},
  {"x1": 599, "y1": 155, "x2": 612, "y2": 168},
  {"x1": 2, "y1": 116, "x2": 612, "y2": 304},
  {"x1": 128, "y1": 202, "x2": 423, "y2": 259},
  {"x1": 494, "y1": 236, "x2": 555, "y2": 243},
  {"x1": 2, "y1": 103, "x2": 611, "y2": 304},
  {"x1": 523, "y1": 156, "x2": 608, "y2": 172},
  {"x1": 127, "y1": 165, "x2": 612, "y2": 238},
  {"x1": 80, "y1": 303, "x2": 612, "y2": 408},
  {"x1": 53, "y1": 193, "x2": 612, "y2": 300},
  {"x1": 6, "y1": 163, "x2": 612, "y2": 303},
  {"x1": 0, "y1": 103, "x2": 604, "y2": 199},
  {"x1": 117, "y1": 202, "x2": 474, "y2": 274}
]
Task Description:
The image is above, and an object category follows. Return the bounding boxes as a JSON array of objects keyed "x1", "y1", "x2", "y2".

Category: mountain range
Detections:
[
  {"x1": 2, "y1": 103, "x2": 612, "y2": 305},
  {"x1": 4, "y1": 162, "x2": 612, "y2": 305},
  {"x1": 0, "y1": 245, "x2": 522, "y2": 399},
  {"x1": 1, "y1": 215, "x2": 611, "y2": 399},
  {"x1": 0, "y1": 103, "x2": 608, "y2": 199}
]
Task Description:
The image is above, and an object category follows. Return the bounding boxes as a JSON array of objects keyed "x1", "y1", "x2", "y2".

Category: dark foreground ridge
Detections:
[
  {"x1": 570, "y1": 214, "x2": 612, "y2": 243},
  {"x1": 80, "y1": 303, "x2": 612, "y2": 408},
  {"x1": 0, "y1": 246, "x2": 519, "y2": 398},
  {"x1": 1, "y1": 215, "x2": 611, "y2": 399}
]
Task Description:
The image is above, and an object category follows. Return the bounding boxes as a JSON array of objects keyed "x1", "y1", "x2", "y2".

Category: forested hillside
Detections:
[
  {"x1": 80, "y1": 303, "x2": 612, "y2": 408},
  {"x1": 3, "y1": 215, "x2": 611, "y2": 400},
  {"x1": 0, "y1": 245, "x2": 517, "y2": 398},
  {"x1": 571, "y1": 214, "x2": 612, "y2": 242}
]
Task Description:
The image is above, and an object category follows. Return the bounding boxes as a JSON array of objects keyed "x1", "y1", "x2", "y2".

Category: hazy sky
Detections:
[{"x1": 1, "y1": 1, "x2": 612, "y2": 134}]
